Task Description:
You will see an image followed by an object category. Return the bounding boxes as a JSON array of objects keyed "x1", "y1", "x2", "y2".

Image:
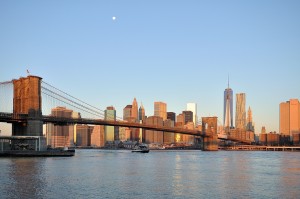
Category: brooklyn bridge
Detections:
[{"x1": 0, "y1": 75, "x2": 252, "y2": 152}]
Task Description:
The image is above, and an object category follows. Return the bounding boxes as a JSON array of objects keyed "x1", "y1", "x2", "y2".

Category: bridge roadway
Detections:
[{"x1": 0, "y1": 112, "x2": 209, "y2": 137}]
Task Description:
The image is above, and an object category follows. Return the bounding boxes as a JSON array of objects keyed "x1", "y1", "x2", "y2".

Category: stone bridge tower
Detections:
[
  {"x1": 12, "y1": 76, "x2": 43, "y2": 136},
  {"x1": 202, "y1": 117, "x2": 218, "y2": 151}
]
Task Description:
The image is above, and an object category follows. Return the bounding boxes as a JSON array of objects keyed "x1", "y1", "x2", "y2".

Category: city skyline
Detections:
[{"x1": 1, "y1": 1, "x2": 300, "y2": 133}]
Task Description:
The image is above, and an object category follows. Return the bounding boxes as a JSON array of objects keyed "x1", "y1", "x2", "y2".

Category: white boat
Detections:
[{"x1": 132, "y1": 144, "x2": 150, "y2": 153}]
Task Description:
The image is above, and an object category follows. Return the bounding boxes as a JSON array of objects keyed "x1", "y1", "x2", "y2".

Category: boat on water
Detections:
[{"x1": 132, "y1": 144, "x2": 150, "y2": 153}]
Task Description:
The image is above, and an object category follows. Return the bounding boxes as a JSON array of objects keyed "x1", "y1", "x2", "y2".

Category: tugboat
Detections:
[{"x1": 132, "y1": 143, "x2": 150, "y2": 153}]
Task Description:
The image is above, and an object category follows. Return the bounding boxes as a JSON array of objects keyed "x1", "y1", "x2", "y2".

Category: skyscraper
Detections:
[
  {"x1": 139, "y1": 102, "x2": 145, "y2": 121},
  {"x1": 154, "y1": 101, "x2": 167, "y2": 120},
  {"x1": 187, "y1": 103, "x2": 198, "y2": 126},
  {"x1": 224, "y1": 80, "x2": 233, "y2": 128},
  {"x1": 182, "y1": 111, "x2": 193, "y2": 124},
  {"x1": 46, "y1": 106, "x2": 75, "y2": 148},
  {"x1": 131, "y1": 98, "x2": 138, "y2": 122},
  {"x1": 167, "y1": 112, "x2": 176, "y2": 122},
  {"x1": 280, "y1": 99, "x2": 300, "y2": 139},
  {"x1": 104, "y1": 106, "x2": 116, "y2": 142},
  {"x1": 235, "y1": 93, "x2": 246, "y2": 130},
  {"x1": 123, "y1": 105, "x2": 132, "y2": 121},
  {"x1": 246, "y1": 106, "x2": 255, "y2": 132}
]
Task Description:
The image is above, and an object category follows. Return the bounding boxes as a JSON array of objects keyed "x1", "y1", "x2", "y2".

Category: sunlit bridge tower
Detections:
[
  {"x1": 223, "y1": 79, "x2": 233, "y2": 130},
  {"x1": 13, "y1": 75, "x2": 43, "y2": 136}
]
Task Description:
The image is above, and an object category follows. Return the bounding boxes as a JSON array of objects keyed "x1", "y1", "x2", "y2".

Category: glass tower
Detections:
[{"x1": 224, "y1": 81, "x2": 233, "y2": 128}]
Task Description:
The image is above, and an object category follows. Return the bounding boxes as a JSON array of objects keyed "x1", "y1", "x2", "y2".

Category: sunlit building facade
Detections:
[
  {"x1": 104, "y1": 106, "x2": 117, "y2": 142},
  {"x1": 246, "y1": 106, "x2": 255, "y2": 132},
  {"x1": 235, "y1": 93, "x2": 246, "y2": 130},
  {"x1": 139, "y1": 103, "x2": 145, "y2": 121},
  {"x1": 154, "y1": 101, "x2": 167, "y2": 121},
  {"x1": 224, "y1": 85, "x2": 233, "y2": 129},
  {"x1": 46, "y1": 106, "x2": 75, "y2": 148},
  {"x1": 280, "y1": 99, "x2": 300, "y2": 139},
  {"x1": 187, "y1": 103, "x2": 197, "y2": 126},
  {"x1": 131, "y1": 98, "x2": 138, "y2": 122}
]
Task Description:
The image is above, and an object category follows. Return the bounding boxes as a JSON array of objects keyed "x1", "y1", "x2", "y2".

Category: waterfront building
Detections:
[
  {"x1": 183, "y1": 110, "x2": 193, "y2": 125},
  {"x1": 144, "y1": 116, "x2": 163, "y2": 144},
  {"x1": 76, "y1": 125, "x2": 93, "y2": 147},
  {"x1": 131, "y1": 98, "x2": 138, "y2": 122},
  {"x1": 154, "y1": 101, "x2": 167, "y2": 121},
  {"x1": 246, "y1": 106, "x2": 255, "y2": 132},
  {"x1": 176, "y1": 114, "x2": 184, "y2": 125},
  {"x1": 139, "y1": 102, "x2": 145, "y2": 121},
  {"x1": 235, "y1": 93, "x2": 246, "y2": 130},
  {"x1": 187, "y1": 103, "x2": 198, "y2": 126},
  {"x1": 261, "y1": 126, "x2": 266, "y2": 134},
  {"x1": 163, "y1": 119, "x2": 175, "y2": 144},
  {"x1": 46, "y1": 106, "x2": 75, "y2": 148},
  {"x1": 167, "y1": 112, "x2": 176, "y2": 122},
  {"x1": 104, "y1": 106, "x2": 117, "y2": 142},
  {"x1": 91, "y1": 125, "x2": 105, "y2": 147},
  {"x1": 183, "y1": 122, "x2": 195, "y2": 144},
  {"x1": 280, "y1": 99, "x2": 300, "y2": 140},
  {"x1": 224, "y1": 81, "x2": 234, "y2": 129},
  {"x1": 123, "y1": 105, "x2": 132, "y2": 121}
]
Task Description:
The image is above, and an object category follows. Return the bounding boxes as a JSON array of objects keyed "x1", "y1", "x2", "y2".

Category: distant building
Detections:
[
  {"x1": 76, "y1": 125, "x2": 93, "y2": 147},
  {"x1": 144, "y1": 116, "x2": 163, "y2": 144},
  {"x1": 123, "y1": 105, "x2": 132, "y2": 121},
  {"x1": 131, "y1": 98, "x2": 138, "y2": 122},
  {"x1": 176, "y1": 114, "x2": 184, "y2": 125},
  {"x1": 104, "y1": 106, "x2": 117, "y2": 142},
  {"x1": 163, "y1": 119, "x2": 175, "y2": 144},
  {"x1": 167, "y1": 112, "x2": 176, "y2": 122},
  {"x1": 261, "y1": 126, "x2": 266, "y2": 134},
  {"x1": 182, "y1": 111, "x2": 193, "y2": 125},
  {"x1": 224, "y1": 81, "x2": 233, "y2": 128},
  {"x1": 91, "y1": 125, "x2": 105, "y2": 147},
  {"x1": 187, "y1": 103, "x2": 198, "y2": 126},
  {"x1": 46, "y1": 106, "x2": 75, "y2": 148},
  {"x1": 154, "y1": 101, "x2": 167, "y2": 121},
  {"x1": 280, "y1": 99, "x2": 300, "y2": 140},
  {"x1": 235, "y1": 93, "x2": 246, "y2": 130},
  {"x1": 246, "y1": 106, "x2": 255, "y2": 132},
  {"x1": 139, "y1": 103, "x2": 145, "y2": 121}
]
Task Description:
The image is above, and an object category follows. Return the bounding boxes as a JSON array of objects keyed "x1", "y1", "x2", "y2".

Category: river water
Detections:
[{"x1": 0, "y1": 150, "x2": 300, "y2": 199}]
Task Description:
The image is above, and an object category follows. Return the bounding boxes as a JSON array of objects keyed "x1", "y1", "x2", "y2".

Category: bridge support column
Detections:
[
  {"x1": 202, "y1": 117, "x2": 218, "y2": 151},
  {"x1": 12, "y1": 76, "x2": 43, "y2": 136}
]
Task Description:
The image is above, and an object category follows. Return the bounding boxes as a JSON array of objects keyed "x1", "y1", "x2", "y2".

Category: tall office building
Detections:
[
  {"x1": 91, "y1": 125, "x2": 105, "y2": 147},
  {"x1": 154, "y1": 101, "x2": 167, "y2": 120},
  {"x1": 246, "y1": 106, "x2": 255, "y2": 132},
  {"x1": 123, "y1": 105, "x2": 132, "y2": 121},
  {"x1": 235, "y1": 93, "x2": 246, "y2": 130},
  {"x1": 224, "y1": 81, "x2": 233, "y2": 128},
  {"x1": 144, "y1": 116, "x2": 164, "y2": 144},
  {"x1": 167, "y1": 112, "x2": 176, "y2": 122},
  {"x1": 46, "y1": 106, "x2": 75, "y2": 148},
  {"x1": 131, "y1": 98, "x2": 138, "y2": 122},
  {"x1": 76, "y1": 125, "x2": 93, "y2": 147},
  {"x1": 139, "y1": 103, "x2": 145, "y2": 121},
  {"x1": 280, "y1": 99, "x2": 300, "y2": 139},
  {"x1": 104, "y1": 106, "x2": 117, "y2": 142},
  {"x1": 187, "y1": 103, "x2": 198, "y2": 126},
  {"x1": 182, "y1": 111, "x2": 193, "y2": 124}
]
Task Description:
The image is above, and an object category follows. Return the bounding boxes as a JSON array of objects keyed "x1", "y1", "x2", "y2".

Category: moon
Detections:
[{"x1": 112, "y1": 16, "x2": 116, "y2": 21}]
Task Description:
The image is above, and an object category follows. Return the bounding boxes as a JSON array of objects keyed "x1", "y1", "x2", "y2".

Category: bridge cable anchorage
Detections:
[{"x1": 41, "y1": 81, "x2": 123, "y2": 121}]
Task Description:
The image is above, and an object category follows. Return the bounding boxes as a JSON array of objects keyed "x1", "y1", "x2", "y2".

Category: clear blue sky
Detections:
[{"x1": 1, "y1": 0, "x2": 300, "y2": 133}]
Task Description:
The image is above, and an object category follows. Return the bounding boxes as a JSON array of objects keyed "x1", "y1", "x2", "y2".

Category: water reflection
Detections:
[
  {"x1": 4, "y1": 158, "x2": 46, "y2": 199},
  {"x1": 0, "y1": 150, "x2": 300, "y2": 198}
]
